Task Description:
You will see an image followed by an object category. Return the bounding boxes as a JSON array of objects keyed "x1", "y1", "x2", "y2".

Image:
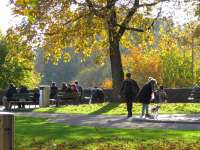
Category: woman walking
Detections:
[{"x1": 137, "y1": 77, "x2": 157, "y2": 118}]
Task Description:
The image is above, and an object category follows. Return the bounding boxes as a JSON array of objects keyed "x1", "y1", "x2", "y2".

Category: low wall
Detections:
[
  {"x1": 164, "y1": 88, "x2": 192, "y2": 103},
  {"x1": 71, "y1": 88, "x2": 193, "y2": 103},
  {"x1": 0, "y1": 88, "x2": 193, "y2": 105},
  {"x1": 97, "y1": 88, "x2": 192, "y2": 103}
]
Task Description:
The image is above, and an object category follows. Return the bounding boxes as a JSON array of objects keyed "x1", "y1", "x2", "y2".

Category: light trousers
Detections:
[{"x1": 141, "y1": 103, "x2": 149, "y2": 116}]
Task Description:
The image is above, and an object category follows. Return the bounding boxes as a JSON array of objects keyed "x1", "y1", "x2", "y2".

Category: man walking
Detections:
[{"x1": 120, "y1": 73, "x2": 139, "y2": 118}]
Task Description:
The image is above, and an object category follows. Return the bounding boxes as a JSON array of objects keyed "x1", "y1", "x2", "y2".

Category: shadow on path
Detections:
[{"x1": 89, "y1": 102, "x2": 121, "y2": 115}]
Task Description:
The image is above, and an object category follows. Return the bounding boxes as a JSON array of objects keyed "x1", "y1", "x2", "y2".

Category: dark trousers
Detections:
[
  {"x1": 18, "y1": 103, "x2": 25, "y2": 109},
  {"x1": 125, "y1": 96, "x2": 134, "y2": 117}
]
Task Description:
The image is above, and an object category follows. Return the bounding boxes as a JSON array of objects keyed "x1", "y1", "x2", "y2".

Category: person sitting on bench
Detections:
[
  {"x1": 50, "y1": 82, "x2": 58, "y2": 99},
  {"x1": 75, "y1": 81, "x2": 83, "y2": 99},
  {"x1": 71, "y1": 84, "x2": 78, "y2": 94},
  {"x1": 32, "y1": 88, "x2": 40, "y2": 105},
  {"x1": 18, "y1": 85, "x2": 29, "y2": 109},
  {"x1": 154, "y1": 86, "x2": 167, "y2": 103},
  {"x1": 2, "y1": 83, "x2": 17, "y2": 110},
  {"x1": 91, "y1": 87, "x2": 104, "y2": 103},
  {"x1": 61, "y1": 82, "x2": 68, "y2": 92}
]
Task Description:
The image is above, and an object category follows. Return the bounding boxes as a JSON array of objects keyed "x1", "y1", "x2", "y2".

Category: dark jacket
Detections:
[
  {"x1": 120, "y1": 79, "x2": 139, "y2": 98},
  {"x1": 76, "y1": 85, "x2": 83, "y2": 97},
  {"x1": 91, "y1": 88, "x2": 104, "y2": 102},
  {"x1": 19, "y1": 86, "x2": 29, "y2": 93},
  {"x1": 50, "y1": 86, "x2": 58, "y2": 98},
  {"x1": 6, "y1": 87, "x2": 17, "y2": 100},
  {"x1": 33, "y1": 91, "x2": 40, "y2": 102},
  {"x1": 137, "y1": 82, "x2": 153, "y2": 104}
]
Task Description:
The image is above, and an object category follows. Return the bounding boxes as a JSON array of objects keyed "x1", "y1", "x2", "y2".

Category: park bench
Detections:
[
  {"x1": 9, "y1": 93, "x2": 37, "y2": 110},
  {"x1": 49, "y1": 91, "x2": 80, "y2": 106}
]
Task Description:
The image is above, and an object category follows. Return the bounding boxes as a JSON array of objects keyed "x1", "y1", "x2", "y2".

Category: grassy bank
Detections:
[{"x1": 34, "y1": 103, "x2": 200, "y2": 115}]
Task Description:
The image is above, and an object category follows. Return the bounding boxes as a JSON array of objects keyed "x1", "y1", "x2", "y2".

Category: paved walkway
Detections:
[{"x1": 14, "y1": 112, "x2": 200, "y2": 130}]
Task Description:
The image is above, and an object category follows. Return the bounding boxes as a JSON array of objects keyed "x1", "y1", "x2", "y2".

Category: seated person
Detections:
[
  {"x1": 61, "y1": 82, "x2": 68, "y2": 92},
  {"x1": 2, "y1": 83, "x2": 17, "y2": 110},
  {"x1": 50, "y1": 82, "x2": 58, "y2": 99},
  {"x1": 19, "y1": 85, "x2": 29, "y2": 93},
  {"x1": 75, "y1": 81, "x2": 83, "y2": 98},
  {"x1": 159, "y1": 86, "x2": 167, "y2": 102},
  {"x1": 66, "y1": 84, "x2": 72, "y2": 93},
  {"x1": 18, "y1": 85, "x2": 29, "y2": 108},
  {"x1": 33, "y1": 88, "x2": 40, "y2": 104},
  {"x1": 154, "y1": 86, "x2": 167, "y2": 103},
  {"x1": 91, "y1": 87, "x2": 104, "y2": 103},
  {"x1": 192, "y1": 84, "x2": 200, "y2": 99},
  {"x1": 71, "y1": 84, "x2": 78, "y2": 94},
  {"x1": 188, "y1": 84, "x2": 200, "y2": 100},
  {"x1": 61, "y1": 82, "x2": 72, "y2": 93}
]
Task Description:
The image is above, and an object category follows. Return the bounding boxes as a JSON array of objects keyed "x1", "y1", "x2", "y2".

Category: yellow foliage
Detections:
[
  {"x1": 16, "y1": 0, "x2": 26, "y2": 5},
  {"x1": 122, "y1": 47, "x2": 163, "y2": 86},
  {"x1": 100, "y1": 79, "x2": 112, "y2": 88},
  {"x1": 63, "y1": 52, "x2": 71, "y2": 63}
]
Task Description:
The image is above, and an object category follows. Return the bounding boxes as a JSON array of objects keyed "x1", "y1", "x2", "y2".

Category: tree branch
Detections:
[
  {"x1": 117, "y1": 0, "x2": 139, "y2": 39},
  {"x1": 116, "y1": 24, "x2": 144, "y2": 32},
  {"x1": 85, "y1": 0, "x2": 106, "y2": 18},
  {"x1": 116, "y1": 0, "x2": 168, "y2": 38},
  {"x1": 36, "y1": 12, "x2": 92, "y2": 37},
  {"x1": 106, "y1": 0, "x2": 118, "y2": 9},
  {"x1": 63, "y1": 12, "x2": 92, "y2": 26},
  {"x1": 147, "y1": 4, "x2": 163, "y2": 31},
  {"x1": 139, "y1": 0, "x2": 169, "y2": 8}
]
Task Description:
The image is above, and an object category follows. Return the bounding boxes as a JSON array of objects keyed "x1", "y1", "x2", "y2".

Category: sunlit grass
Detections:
[
  {"x1": 34, "y1": 102, "x2": 200, "y2": 115},
  {"x1": 16, "y1": 117, "x2": 200, "y2": 149}
]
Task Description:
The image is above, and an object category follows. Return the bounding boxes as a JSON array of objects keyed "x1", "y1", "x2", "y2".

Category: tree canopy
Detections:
[
  {"x1": 0, "y1": 29, "x2": 40, "y2": 88},
  {"x1": 11, "y1": 0, "x2": 198, "y2": 98}
]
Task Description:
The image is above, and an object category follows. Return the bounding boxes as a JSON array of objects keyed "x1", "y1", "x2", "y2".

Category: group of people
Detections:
[
  {"x1": 2, "y1": 83, "x2": 40, "y2": 110},
  {"x1": 50, "y1": 81, "x2": 105, "y2": 103},
  {"x1": 2, "y1": 76, "x2": 166, "y2": 115},
  {"x1": 50, "y1": 81, "x2": 83, "y2": 99},
  {"x1": 120, "y1": 73, "x2": 167, "y2": 118},
  {"x1": 90, "y1": 87, "x2": 104, "y2": 103},
  {"x1": 2, "y1": 80, "x2": 104, "y2": 110}
]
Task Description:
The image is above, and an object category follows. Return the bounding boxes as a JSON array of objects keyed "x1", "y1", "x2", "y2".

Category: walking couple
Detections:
[{"x1": 120, "y1": 73, "x2": 157, "y2": 118}]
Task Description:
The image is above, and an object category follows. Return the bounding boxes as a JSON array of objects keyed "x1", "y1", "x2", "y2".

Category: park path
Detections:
[{"x1": 15, "y1": 112, "x2": 200, "y2": 130}]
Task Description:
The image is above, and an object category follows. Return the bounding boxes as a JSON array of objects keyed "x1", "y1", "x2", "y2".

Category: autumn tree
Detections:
[
  {"x1": 122, "y1": 47, "x2": 162, "y2": 86},
  {"x1": 122, "y1": 19, "x2": 200, "y2": 87},
  {"x1": 11, "y1": 0, "x2": 196, "y2": 99},
  {"x1": 0, "y1": 29, "x2": 40, "y2": 88}
]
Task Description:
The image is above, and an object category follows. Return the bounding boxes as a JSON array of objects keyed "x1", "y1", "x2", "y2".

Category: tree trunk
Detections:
[
  {"x1": 109, "y1": 39, "x2": 124, "y2": 101},
  {"x1": 107, "y1": 7, "x2": 124, "y2": 101}
]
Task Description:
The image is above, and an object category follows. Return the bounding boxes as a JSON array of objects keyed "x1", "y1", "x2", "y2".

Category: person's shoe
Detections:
[
  {"x1": 127, "y1": 115, "x2": 132, "y2": 118},
  {"x1": 140, "y1": 115, "x2": 145, "y2": 119},
  {"x1": 145, "y1": 114, "x2": 153, "y2": 119},
  {"x1": 145, "y1": 114, "x2": 151, "y2": 118}
]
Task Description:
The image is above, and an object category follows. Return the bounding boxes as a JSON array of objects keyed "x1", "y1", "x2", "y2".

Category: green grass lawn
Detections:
[
  {"x1": 34, "y1": 102, "x2": 200, "y2": 115},
  {"x1": 16, "y1": 117, "x2": 200, "y2": 150}
]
